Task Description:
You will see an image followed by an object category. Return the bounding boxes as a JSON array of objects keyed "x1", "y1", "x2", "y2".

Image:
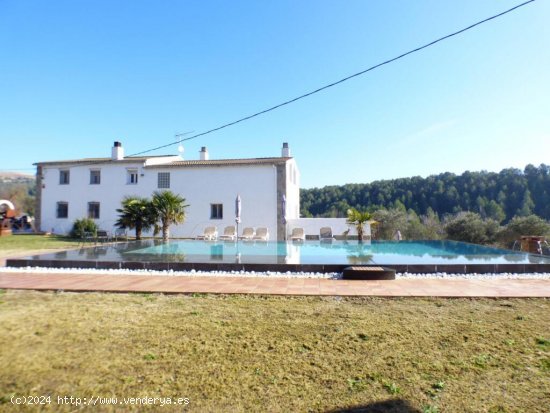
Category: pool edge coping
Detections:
[{"x1": 6, "y1": 258, "x2": 550, "y2": 274}]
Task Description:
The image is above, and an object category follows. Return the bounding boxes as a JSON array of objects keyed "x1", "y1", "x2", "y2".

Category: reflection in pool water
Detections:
[
  {"x1": 18, "y1": 240, "x2": 550, "y2": 266},
  {"x1": 122, "y1": 239, "x2": 550, "y2": 265}
]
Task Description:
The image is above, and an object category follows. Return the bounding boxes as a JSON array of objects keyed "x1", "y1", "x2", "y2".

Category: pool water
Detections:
[{"x1": 122, "y1": 239, "x2": 550, "y2": 265}]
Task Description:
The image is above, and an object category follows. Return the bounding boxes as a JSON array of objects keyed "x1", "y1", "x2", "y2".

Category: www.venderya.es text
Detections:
[{"x1": 11, "y1": 395, "x2": 190, "y2": 407}]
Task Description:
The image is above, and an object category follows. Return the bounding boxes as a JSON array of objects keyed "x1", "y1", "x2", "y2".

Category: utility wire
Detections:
[
  {"x1": 4, "y1": 1, "x2": 537, "y2": 174},
  {"x1": 127, "y1": 0, "x2": 535, "y2": 157},
  {"x1": 4, "y1": 0, "x2": 534, "y2": 174}
]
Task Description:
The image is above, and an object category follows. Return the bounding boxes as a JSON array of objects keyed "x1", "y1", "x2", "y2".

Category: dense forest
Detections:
[{"x1": 301, "y1": 164, "x2": 550, "y2": 222}]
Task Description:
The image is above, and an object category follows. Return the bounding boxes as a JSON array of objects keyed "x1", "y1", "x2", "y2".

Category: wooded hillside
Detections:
[{"x1": 301, "y1": 164, "x2": 550, "y2": 222}]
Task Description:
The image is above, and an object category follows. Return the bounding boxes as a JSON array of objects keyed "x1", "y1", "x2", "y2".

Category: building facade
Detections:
[{"x1": 35, "y1": 142, "x2": 300, "y2": 240}]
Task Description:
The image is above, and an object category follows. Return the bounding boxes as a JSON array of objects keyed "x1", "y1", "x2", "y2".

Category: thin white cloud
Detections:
[{"x1": 397, "y1": 119, "x2": 458, "y2": 146}]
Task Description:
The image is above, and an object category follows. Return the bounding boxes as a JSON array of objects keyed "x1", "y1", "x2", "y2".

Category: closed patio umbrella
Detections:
[{"x1": 235, "y1": 194, "x2": 241, "y2": 239}]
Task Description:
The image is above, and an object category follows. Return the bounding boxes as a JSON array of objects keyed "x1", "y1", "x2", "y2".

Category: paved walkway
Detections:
[{"x1": 1, "y1": 272, "x2": 550, "y2": 297}]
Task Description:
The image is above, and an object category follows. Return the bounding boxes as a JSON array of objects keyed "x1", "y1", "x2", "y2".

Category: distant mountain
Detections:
[{"x1": 0, "y1": 172, "x2": 35, "y2": 182}]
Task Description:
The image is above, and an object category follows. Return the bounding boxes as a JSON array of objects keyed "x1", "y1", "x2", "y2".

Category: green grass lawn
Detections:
[
  {"x1": 0, "y1": 234, "x2": 79, "y2": 255},
  {"x1": 0, "y1": 291, "x2": 548, "y2": 412}
]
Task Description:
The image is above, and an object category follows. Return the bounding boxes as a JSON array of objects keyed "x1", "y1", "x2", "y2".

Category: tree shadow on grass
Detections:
[{"x1": 326, "y1": 399, "x2": 421, "y2": 413}]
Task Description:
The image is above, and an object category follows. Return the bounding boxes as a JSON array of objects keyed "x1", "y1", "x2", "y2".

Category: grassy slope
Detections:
[
  {"x1": 0, "y1": 291, "x2": 548, "y2": 412},
  {"x1": 0, "y1": 235, "x2": 79, "y2": 264},
  {"x1": 0, "y1": 235, "x2": 79, "y2": 252}
]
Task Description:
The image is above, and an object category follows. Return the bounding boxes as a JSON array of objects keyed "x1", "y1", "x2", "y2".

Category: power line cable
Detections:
[
  {"x1": 11, "y1": 0, "x2": 534, "y2": 174},
  {"x1": 6, "y1": 0, "x2": 537, "y2": 174},
  {"x1": 125, "y1": 0, "x2": 535, "y2": 158}
]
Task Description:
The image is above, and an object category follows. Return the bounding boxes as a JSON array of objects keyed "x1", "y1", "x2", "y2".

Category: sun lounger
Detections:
[
  {"x1": 196, "y1": 226, "x2": 218, "y2": 240},
  {"x1": 96, "y1": 230, "x2": 111, "y2": 243},
  {"x1": 80, "y1": 231, "x2": 95, "y2": 244},
  {"x1": 290, "y1": 227, "x2": 305, "y2": 241},
  {"x1": 319, "y1": 227, "x2": 334, "y2": 242},
  {"x1": 253, "y1": 227, "x2": 269, "y2": 241},
  {"x1": 219, "y1": 225, "x2": 237, "y2": 241},
  {"x1": 113, "y1": 228, "x2": 128, "y2": 241},
  {"x1": 240, "y1": 227, "x2": 255, "y2": 240}
]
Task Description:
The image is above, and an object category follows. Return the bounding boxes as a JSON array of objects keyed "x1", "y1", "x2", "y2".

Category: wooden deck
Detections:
[{"x1": 1, "y1": 272, "x2": 550, "y2": 297}]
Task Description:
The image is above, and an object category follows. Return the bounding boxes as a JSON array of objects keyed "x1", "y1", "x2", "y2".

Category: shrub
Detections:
[
  {"x1": 372, "y1": 208, "x2": 408, "y2": 240},
  {"x1": 405, "y1": 209, "x2": 444, "y2": 240},
  {"x1": 372, "y1": 208, "x2": 444, "y2": 240},
  {"x1": 70, "y1": 218, "x2": 98, "y2": 239},
  {"x1": 498, "y1": 215, "x2": 550, "y2": 245},
  {"x1": 444, "y1": 212, "x2": 500, "y2": 244}
]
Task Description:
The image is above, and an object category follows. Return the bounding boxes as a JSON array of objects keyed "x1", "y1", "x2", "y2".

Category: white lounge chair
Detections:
[
  {"x1": 81, "y1": 231, "x2": 95, "y2": 244},
  {"x1": 113, "y1": 228, "x2": 128, "y2": 241},
  {"x1": 319, "y1": 227, "x2": 334, "y2": 242},
  {"x1": 219, "y1": 225, "x2": 237, "y2": 241},
  {"x1": 240, "y1": 227, "x2": 255, "y2": 240},
  {"x1": 253, "y1": 227, "x2": 269, "y2": 241},
  {"x1": 290, "y1": 227, "x2": 305, "y2": 241},
  {"x1": 196, "y1": 226, "x2": 218, "y2": 240}
]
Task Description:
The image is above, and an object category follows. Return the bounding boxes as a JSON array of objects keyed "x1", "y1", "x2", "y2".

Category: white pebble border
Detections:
[
  {"x1": 0, "y1": 266, "x2": 340, "y2": 279},
  {"x1": 1, "y1": 266, "x2": 550, "y2": 280}
]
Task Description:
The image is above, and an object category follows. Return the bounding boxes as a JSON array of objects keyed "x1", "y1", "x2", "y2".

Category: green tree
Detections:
[
  {"x1": 0, "y1": 183, "x2": 35, "y2": 216},
  {"x1": 517, "y1": 190, "x2": 535, "y2": 217},
  {"x1": 404, "y1": 210, "x2": 431, "y2": 240},
  {"x1": 498, "y1": 215, "x2": 550, "y2": 245},
  {"x1": 346, "y1": 208, "x2": 372, "y2": 242},
  {"x1": 152, "y1": 191, "x2": 189, "y2": 242},
  {"x1": 420, "y1": 208, "x2": 443, "y2": 240},
  {"x1": 484, "y1": 200, "x2": 506, "y2": 223},
  {"x1": 372, "y1": 208, "x2": 408, "y2": 240},
  {"x1": 444, "y1": 212, "x2": 500, "y2": 245},
  {"x1": 115, "y1": 196, "x2": 156, "y2": 240}
]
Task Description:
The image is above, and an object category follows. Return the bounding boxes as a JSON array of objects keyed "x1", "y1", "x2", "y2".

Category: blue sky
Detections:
[{"x1": 1, "y1": 0, "x2": 548, "y2": 188}]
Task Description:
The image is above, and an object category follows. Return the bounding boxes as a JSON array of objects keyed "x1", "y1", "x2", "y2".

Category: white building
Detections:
[{"x1": 35, "y1": 142, "x2": 300, "y2": 240}]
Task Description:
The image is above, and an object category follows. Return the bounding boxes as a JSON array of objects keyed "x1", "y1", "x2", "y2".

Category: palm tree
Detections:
[
  {"x1": 346, "y1": 208, "x2": 373, "y2": 243},
  {"x1": 152, "y1": 190, "x2": 189, "y2": 242},
  {"x1": 115, "y1": 196, "x2": 156, "y2": 240}
]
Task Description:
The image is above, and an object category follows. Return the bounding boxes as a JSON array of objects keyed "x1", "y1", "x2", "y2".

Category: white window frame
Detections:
[{"x1": 127, "y1": 169, "x2": 138, "y2": 185}]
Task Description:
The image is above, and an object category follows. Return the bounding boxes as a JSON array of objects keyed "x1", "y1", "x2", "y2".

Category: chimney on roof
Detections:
[
  {"x1": 281, "y1": 142, "x2": 290, "y2": 157},
  {"x1": 111, "y1": 141, "x2": 124, "y2": 160},
  {"x1": 199, "y1": 146, "x2": 209, "y2": 160}
]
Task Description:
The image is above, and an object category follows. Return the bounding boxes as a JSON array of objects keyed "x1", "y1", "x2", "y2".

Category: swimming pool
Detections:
[
  {"x1": 7, "y1": 239, "x2": 550, "y2": 274},
  {"x1": 121, "y1": 239, "x2": 548, "y2": 265}
]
